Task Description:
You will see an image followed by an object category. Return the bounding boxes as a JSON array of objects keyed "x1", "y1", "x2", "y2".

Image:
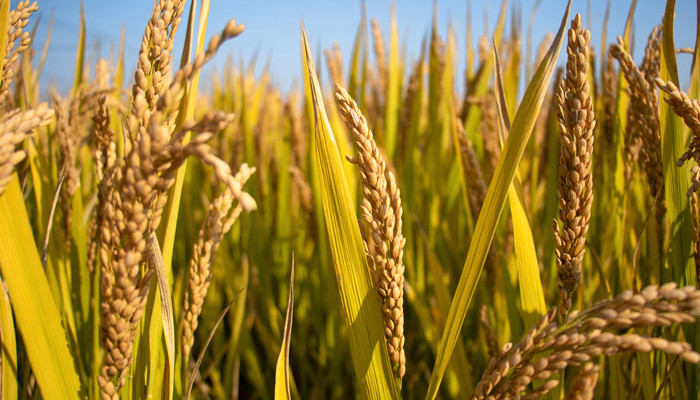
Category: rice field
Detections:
[{"x1": 2, "y1": 0, "x2": 700, "y2": 399}]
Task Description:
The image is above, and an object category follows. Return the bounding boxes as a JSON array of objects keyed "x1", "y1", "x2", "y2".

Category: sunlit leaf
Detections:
[{"x1": 425, "y1": 2, "x2": 571, "y2": 397}]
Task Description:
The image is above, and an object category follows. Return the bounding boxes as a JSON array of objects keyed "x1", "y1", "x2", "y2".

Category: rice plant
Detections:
[{"x1": 1, "y1": 0, "x2": 700, "y2": 399}]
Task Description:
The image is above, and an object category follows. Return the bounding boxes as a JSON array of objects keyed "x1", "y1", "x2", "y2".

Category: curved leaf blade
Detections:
[
  {"x1": 274, "y1": 258, "x2": 295, "y2": 400},
  {"x1": 0, "y1": 176, "x2": 82, "y2": 398},
  {"x1": 660, "y1": 1, "x2": 698, "y2": 396},
  {"x1": 301, "y1": 25, "x2": 399, "y2": 400},
  {"x1": 493, "y1": 43, "x2": 547, "y2": 330},
  {"x1": 425, "y1": 2, "x2": 571, "y2": 398},
  {"x1": 0, "y1": 278, "x2": 17, "y2": 400}
]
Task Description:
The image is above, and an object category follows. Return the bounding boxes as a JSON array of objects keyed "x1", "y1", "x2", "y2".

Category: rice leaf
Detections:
[
  {"x1": 70, "y1": 151, "x2": 89, "y2": 333},
  {"x1": 274, "y1": 257, "x2": 295, "y2": 400},
  {"x1": 113, "y1": 27, "x2": 126, "y2": 156},
  {"x1": 41, "y1": 169, "x2": 63, "y2": 268},
  {"x1": 511, "y1": 191, "x2": 542, "y2": 318},
  {"x1": 425, "y1": 2, "x2": 570, "y2": 397},
  {"x1": 301, "y1": 25, "x2": 400, "y2": 400},
  {"x1": 660, "y1": 1, "x2": 698, "y2": 396},
  {"x1": 0, "y1": 175, "x2": 82, "y2": 398},
  {"x1": 72, "y1": 1, "x2": 85, "y2": 92},
  {"x1": 524, "y1": 0, "x2": 541, "y2": 81},
  {"x1": 384, "y1": 4, "x2": 400, "y2": 159},
  {"x1": 347, "y1": 7, "x2": 366, "y2": 102},
  {"x1": 157, "y1": 0, "x2": 209, "y2": 269},
  {"x1": 692, "y1": 3, "x2": 700, "y2": 100},
  {"x1": 0, "y1": 278, "x2": 17, "y2": 400},
  {"x1": 148, "y1": 233, "x2": 175, "y2": 400},
  {"x1": 494, "y1": 52, "x2": 548, "y2": 400},
  {"x1": 35, "y1": 10, "x2": 52, "y2": 79},
  {"x1": 599, "y1": 0, "x2": 611, "y2": 90},
  {"x1": 660, "y1": 0, "x2": 695, "y2": 290},
  {"x1": 465, "y1": 0, "x2": 474, "y2": 80},
  {"x1": 460, "y1": 0, "x2": 507, "y2": 142},
  {"x1": 609, "y1": 0, "x2": 636, "y2": 284},
  {"x1": 493, "y1": 42, "x2": 547, "y2": 331}
]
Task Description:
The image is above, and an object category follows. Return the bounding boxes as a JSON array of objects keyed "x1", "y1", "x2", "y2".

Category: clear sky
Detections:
[{"x1": 25, "y1": 0, "x2": 699, "y2": 98}]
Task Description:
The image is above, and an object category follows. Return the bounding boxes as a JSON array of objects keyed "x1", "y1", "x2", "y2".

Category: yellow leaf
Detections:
[
  {"x1": 301, "y1": 25, "x2": 400, "y2": 399},
  {"x1": 425, "y1": 2, "x2": 571, "y2": 397}
]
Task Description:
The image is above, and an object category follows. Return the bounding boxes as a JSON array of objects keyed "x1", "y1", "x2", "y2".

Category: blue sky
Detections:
[{"x1": 25, "y1": 0, "x2": 699, "y2": 97}]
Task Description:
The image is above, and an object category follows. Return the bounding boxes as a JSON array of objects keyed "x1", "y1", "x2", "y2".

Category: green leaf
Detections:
[
  {"x1": 660, "y1": 1, "x2": 698, "y2": 396},
  {"x1": 384, "y1": 4, "x2": 400, "y2": 159},
  {"x1": 347, "y1": 6, "x2": 366, "y2": 103},
  {"x1": 460, "y1": 0, "x2": 507, "y2": 147},
  {"x1": 72, "y1": 1, "x2": 85, "y2": 92},
  {"x1": 0, "y1": 278, "x2": 17, "y2": 400},
  {"x1": 609, "y1": 0, "x2": 636, "y2": 280},
  {"x1": 153, "y1": 2, "x2": 211, "y2": 396}
]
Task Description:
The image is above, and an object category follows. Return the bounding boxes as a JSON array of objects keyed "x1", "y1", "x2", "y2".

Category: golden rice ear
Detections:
[
  {"x1": 335, "y1": 83, "x2": 406, "y2": 379},
  {"x1": 0, "y1": 0, "x2": 39, "y2": 105},
  {"x1": 610, "y1": 39, "x2": 665, "y2": 226},
  {"x1": 182, "y1": 164, "x2": 255, "y2": 364},
  {"x1": 553, "y1": 12, "x2": 595, "y2": 317},
  {"x1": 474, "y1": 283, "x2": 700, "y2": 399},
  {"x1": 566, "y1": 363, "x2": 600, "y2": 400}
]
